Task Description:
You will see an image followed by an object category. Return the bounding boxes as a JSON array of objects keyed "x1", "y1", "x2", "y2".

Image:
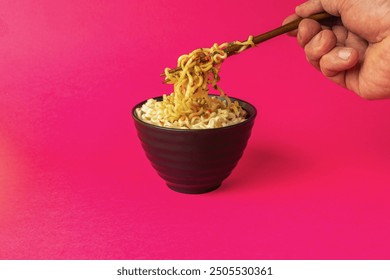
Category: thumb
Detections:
[{"x1": 296, "y1": 0, "x2": 341, "y2": 17}]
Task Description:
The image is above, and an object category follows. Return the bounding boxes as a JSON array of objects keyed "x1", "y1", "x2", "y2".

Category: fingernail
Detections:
[{"x1": 338, "y1": 48, "x2": 352, "y2": 60}]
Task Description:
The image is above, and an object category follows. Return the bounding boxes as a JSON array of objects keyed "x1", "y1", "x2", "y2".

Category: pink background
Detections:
[{"x1": 0, "y1": 0, "x2": 389, "y2": 259}]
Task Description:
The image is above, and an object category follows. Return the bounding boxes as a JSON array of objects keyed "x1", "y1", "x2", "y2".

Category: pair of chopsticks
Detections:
[{"x1": 162, "y1": 12, "x2": 336, "y2": 76}]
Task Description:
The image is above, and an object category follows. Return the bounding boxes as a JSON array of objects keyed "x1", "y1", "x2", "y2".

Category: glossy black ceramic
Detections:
[{"x1": 132, "y1": 96, "x2": 257, "y2": 194}]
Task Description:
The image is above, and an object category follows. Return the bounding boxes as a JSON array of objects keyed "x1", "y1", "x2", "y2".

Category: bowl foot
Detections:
[{"x1": 167, "y1": 183, "x2": 221, "y2": 194}]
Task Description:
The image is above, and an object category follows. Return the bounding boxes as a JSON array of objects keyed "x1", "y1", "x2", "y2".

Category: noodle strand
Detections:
[{"x1": 136, "y1": 37, "x2": 255, "y2": 129}]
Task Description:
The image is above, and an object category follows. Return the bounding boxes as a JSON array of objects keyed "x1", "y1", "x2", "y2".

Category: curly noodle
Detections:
[{"x1": 136, "y1": 36, "x2": 254, "y2": 129}]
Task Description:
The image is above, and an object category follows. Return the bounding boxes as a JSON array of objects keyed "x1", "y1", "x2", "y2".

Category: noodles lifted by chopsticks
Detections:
[{"x1": 136, "y1": 36, "x2": 255, "y2": 129}]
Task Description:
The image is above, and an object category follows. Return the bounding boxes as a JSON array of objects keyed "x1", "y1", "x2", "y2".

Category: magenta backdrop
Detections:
[{"x1": 0, "y1": 0, "x2": 389, "y2": 259}]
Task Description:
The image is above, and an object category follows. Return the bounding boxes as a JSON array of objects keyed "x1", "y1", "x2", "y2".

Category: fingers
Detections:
[
  {"x1": 319, "y1": 47, "x2": 359, "y2": 78},
  {"x1": 297, "y1": 19, "x2": 323, "y2": 47},
  {"x1": 296, "y1": 17, "x2": 359, "y2": 73},
  {"x1": 296, "y1": 19, "x2": 336, "y2": 70},
  {"x1": 297, "y1": 17, "x2": 360, "y2": 89},
  {"x1": 331, "y1": 25, "x2": 348, "y2": 46},
  {"x1": 305, "y1": 29, "x2": 338, "y2": 70},
  {"x1": 318, "y1": 47, "x2": 360, "y2": 91}
]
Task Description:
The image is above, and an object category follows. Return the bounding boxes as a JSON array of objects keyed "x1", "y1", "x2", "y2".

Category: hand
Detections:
[{"x1": 284, "y1": 0, "x2": 390, "y2": 99}]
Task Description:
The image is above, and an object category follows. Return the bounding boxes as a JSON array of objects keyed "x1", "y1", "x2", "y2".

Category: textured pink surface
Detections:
[{"x1": 0, "y1": 0, "x2": 389, "y2": 259}]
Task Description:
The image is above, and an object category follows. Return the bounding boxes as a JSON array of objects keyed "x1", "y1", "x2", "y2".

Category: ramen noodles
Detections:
[{"x1": 136, "y1": 36, "x2": 255, "y2": 129}]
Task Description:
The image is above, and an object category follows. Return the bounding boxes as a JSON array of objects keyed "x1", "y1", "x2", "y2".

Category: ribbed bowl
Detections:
[{"x1": 132, "y1": 96, "x2": 257, "y2": 194}]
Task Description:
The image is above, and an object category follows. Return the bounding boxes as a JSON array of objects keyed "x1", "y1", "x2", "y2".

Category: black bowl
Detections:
[{"x1": 132, "y1": 96, "x2": 257, "y2": 194}]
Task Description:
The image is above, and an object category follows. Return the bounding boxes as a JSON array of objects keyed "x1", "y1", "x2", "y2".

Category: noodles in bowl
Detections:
[
  {"x1": 135, "y1": 96, "x2": 246, "y2": 129},
  {"x1": 136, "y1": 37, "x2": 255, "y2": 129}
]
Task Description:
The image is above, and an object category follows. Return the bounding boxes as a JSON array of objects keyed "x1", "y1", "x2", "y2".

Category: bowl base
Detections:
[{"x1": 167, "y1": 183, "x2": 221, "y2": 194}]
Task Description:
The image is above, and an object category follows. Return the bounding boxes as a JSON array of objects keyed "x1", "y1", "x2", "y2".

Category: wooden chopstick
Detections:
[{"x1": 162, "y1": 12, "x2": 336, "y2": 76}]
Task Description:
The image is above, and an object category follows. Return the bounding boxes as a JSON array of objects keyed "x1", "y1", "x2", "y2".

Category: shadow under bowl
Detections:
[{"x1": 132, "y1": 96, "x2": 257, "y2": 194}]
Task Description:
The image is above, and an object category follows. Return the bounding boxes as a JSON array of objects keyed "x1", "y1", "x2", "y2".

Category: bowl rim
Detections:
[{"x1": 131, "y1": 95, "x2": 257, "y2": 132}]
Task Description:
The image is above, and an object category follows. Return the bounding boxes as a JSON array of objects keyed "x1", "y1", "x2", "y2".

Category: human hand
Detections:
[{"x1": 284, "y1": 0, "x2": 390, "y2": 99}]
